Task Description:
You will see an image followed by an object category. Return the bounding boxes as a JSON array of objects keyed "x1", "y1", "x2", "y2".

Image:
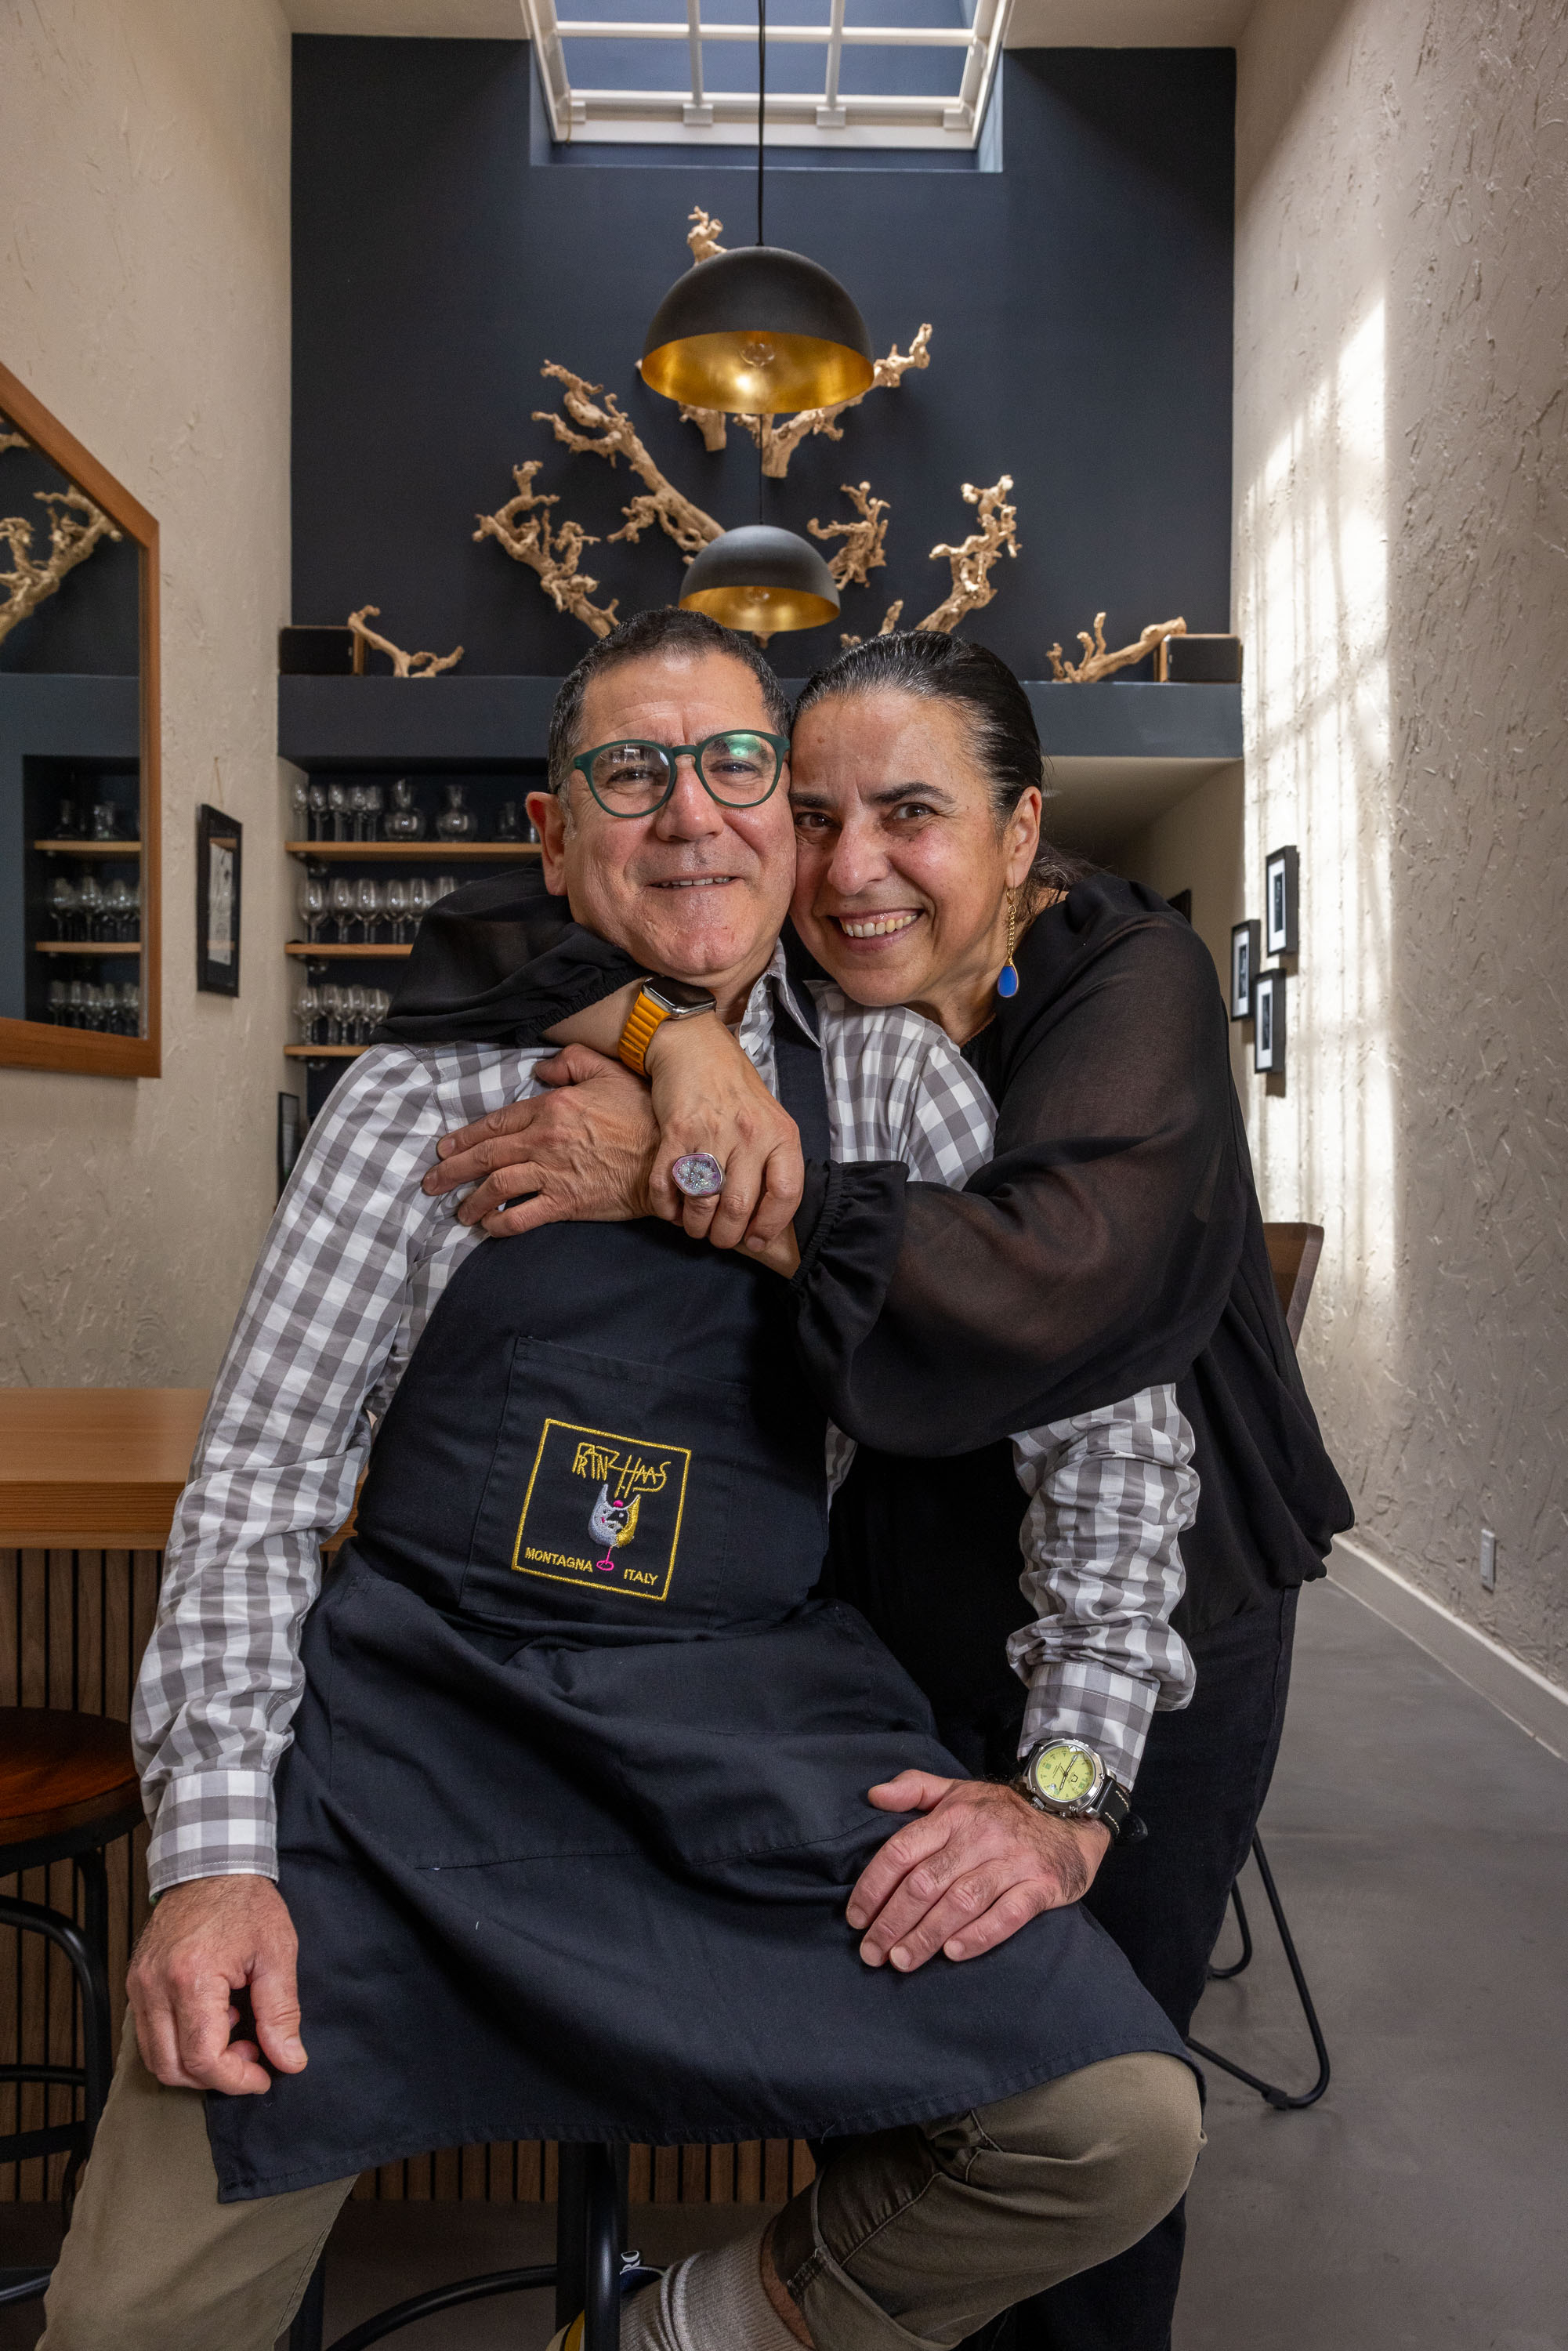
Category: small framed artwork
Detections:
[
  {"x1": 196, "y1": 804, "x2": 242, "y2": 994},
  {"x1": 1253, "y1": 968, "x2": 1286, "y2": 1074},
  {"x1": 1230, "y1": 919, "x2": 1262, "y2": 1020},
  {"x1": 1264, "y1": 844, "x2": 1299, "y2": 958}
]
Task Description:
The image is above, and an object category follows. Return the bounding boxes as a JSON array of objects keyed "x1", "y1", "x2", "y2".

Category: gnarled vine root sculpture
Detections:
[
  {"x1": 1046, "y1": 611, "x2": 1187, "y2": 683},
  {"x1": 917, "y1": 477, "x2": 1019, "y2": 634},
  {"x1": 533, "y1": 364, "x2": 721, "y2": 559},
  {"x1": 0, "y1": 481, "x2": 121, "y2": 650},
  {"x1": 741, "y1": 325, "x2": 933, "y2": 479},
  {"x1": 809, "y1": 481, "x2": 890, "y2": 589},
  {"x1": 473, "y1": 460, "x2": 621, "y2": 639},
  {"x1": 347, "y1": 605, "x2": 464, "y2": 678}
]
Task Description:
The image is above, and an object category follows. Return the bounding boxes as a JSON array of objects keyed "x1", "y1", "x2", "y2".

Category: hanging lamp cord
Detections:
[{"x1": 756, "y1": 0, "x2": 766, "y2": 247}]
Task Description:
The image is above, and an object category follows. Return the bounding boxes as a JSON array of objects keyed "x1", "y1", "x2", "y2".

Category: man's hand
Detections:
[
  {"x1": 847, "y1": 1771, "x2": 1111, "y2": 1972},
  {"x1": 422, "y1": 1046, "x2": 659, "y2": 1237},
  {"x1": 127, "y1": 1874, "x2": 306, "y2": 2096}
]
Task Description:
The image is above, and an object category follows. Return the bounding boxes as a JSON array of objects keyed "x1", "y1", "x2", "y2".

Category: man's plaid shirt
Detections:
[{"x1": 134, "y1": 950, "x2": 1196, "y2": 1895}]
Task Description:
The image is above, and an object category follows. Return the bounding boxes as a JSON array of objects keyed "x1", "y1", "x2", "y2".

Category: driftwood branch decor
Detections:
[
  {"x1": 740, "y1": 326, "x2": 933, "y2": 480},
  {"x1": 808, "y1": 481, "x2": 891, "y2": 589},
  {"x1": 347, "y1": 605, "x2": 464, "y2": 678},
  {"x1": 917, "y1": 477, "x2": 1019, "y2": 634},
  {"x1": 473, "y1": 461, "x2": 622, "y2": 639},
  {"x1": 0, "y1": 482, "x2": 121, "y2": 649},
  {"x1": 532, "y1": 364, "x2": 722, "y2": 560},
  {"x1": 1046, "y1": 612, "x2": 1187, "y2": 683},
  {"x1": 0, "y1": 418, "x2": 30, "y2": 457}
]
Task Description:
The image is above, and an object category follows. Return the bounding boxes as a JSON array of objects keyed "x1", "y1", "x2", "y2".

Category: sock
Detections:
[{"x1": 621, "y1": 2222, "x2": 806, "y2": 2351}]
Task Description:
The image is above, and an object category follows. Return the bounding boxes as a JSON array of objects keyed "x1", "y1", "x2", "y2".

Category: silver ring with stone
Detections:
[{"x1": 672, "y1": 1152, "x2": 725, "y2": 1200}]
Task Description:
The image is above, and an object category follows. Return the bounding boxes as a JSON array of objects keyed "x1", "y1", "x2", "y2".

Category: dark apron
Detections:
[{"x1": 207, "y1": 1020, "x2": 1185, "y2": 2201}]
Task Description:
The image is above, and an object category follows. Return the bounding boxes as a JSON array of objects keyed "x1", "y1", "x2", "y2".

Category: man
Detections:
[{"x1": 42, "y1": 610, "x2": 1199, "y2": 2351}]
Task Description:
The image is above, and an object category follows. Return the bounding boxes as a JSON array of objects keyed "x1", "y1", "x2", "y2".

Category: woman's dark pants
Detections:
[{"x1": 1018, "y1": 1586, "x2": 1300, "y2": 2351}]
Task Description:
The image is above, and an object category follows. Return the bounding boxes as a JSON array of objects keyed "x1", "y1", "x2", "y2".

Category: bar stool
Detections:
[
  {"x1": 1183, "y1": 1224, "x2": 1332, "y2": 2112},
  {"x1": 289, "y1": 2142, "x2": 657, "y2": 2351},
  {"x1": 0, "y1": 1709, "x2": 143, "y2": 2312}
]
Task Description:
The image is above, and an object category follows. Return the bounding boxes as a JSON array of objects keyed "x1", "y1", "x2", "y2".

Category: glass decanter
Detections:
[
  {"x1": 383, "y1": 778, "x2": 425, "y2": 841},
  {"x1": 435, "y1": 782, "x2": 478, "y2": 842}
]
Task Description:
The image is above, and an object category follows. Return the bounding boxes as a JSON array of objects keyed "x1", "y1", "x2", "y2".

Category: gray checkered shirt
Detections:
[{"x1": 134, "y1": 950, "x2": 1195, "y2": 1894}]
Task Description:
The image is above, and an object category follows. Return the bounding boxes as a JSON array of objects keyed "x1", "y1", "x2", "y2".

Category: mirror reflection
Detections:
[{"x1": 1, "y1": 408, "x2": 144, "y2": 1039}]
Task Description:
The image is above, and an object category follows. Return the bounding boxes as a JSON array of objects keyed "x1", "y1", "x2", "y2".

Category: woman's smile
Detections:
[{"x1": 828, "y1": 909, "x2": 925, "y2": 942}]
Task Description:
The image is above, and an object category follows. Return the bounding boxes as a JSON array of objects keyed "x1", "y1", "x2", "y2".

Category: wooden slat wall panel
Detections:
[{"x1": 1, "y1": 1550, "x2": 817, "y2": 2207}]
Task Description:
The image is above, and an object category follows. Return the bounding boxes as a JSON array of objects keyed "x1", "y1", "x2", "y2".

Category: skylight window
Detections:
[{"x1": 521, "y1": 0, "x2": 1009, "y2": 150}]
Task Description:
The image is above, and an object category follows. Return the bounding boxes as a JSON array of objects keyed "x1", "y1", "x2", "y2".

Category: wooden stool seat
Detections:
[{"x1": 0, "y1": 1709, "x2": 141, "y2": 1855}]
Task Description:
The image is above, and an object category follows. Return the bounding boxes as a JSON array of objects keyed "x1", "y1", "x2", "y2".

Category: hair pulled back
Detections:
[{"x1": 794, "y1": 631, "x2": 1088, "y2": 902}]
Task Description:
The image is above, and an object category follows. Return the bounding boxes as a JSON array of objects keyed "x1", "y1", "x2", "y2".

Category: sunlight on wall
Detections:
[{"x1": 1237, "y1": 298, "x2": 1396, "y2": 1337}]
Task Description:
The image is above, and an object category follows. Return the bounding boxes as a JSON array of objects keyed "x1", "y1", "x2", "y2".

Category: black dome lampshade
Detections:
[
  {"x1": 679, "y1": 524, "x2": 841, "y2": 636},
  {"x1": 643, "y1": 246, "x2": 875, "y2": 416}
]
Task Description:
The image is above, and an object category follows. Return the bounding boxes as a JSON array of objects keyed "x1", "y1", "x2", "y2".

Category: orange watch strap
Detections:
[{"x1": 617, "y1": 987, "x2": 668, "y2": 1077}]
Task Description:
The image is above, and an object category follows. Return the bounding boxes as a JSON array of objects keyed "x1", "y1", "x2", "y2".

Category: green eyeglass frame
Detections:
[{"x1": 571, "y1": 730, "x2": 791, "y2": 817}]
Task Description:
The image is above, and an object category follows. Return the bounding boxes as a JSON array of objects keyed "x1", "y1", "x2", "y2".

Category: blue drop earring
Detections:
[{"x1": 996, "y1": 886, "x2": 1020, "y2": 999}]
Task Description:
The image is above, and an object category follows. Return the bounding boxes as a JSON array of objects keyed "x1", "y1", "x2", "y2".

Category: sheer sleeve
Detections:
[{"x1": 790, "y1": 886, "x2": 1248, "y2": 1455}]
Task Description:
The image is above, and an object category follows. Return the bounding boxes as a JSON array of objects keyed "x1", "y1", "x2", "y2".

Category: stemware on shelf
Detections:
[
  {"x1": 307, "y1": 781, "x2": 330, "y2": 840},
  {"x1": 383, "y1": 779, "x2": 425, "y2": 841},
  {"x1": 364, "y1": 783, "x2": 384, "y2": 838},
  {"x1": 433, "y1": 873, "x2": 458, "y2": 902},
  {"x1": 47, "y1": 876, "x2": 78, "y2": 940},
  {"x1": 328, "y1": 781, "x2": 351, "y2": 842},
  {"x1": 407, "y1": 875, "x2": 432, "y2": 931},
  {"x1": 103, "y1": 875, "x2": 137, "y2": 940},
  {"x1": 55, "y1": 798, "x2": 81, "y2": 840},
  {"x1": 496, "y1": 800, "x2": 523, "y2": 842},
  {"x1": 291, "y1": 776, "x2": 311, "y2": 837},
  {"x1": 119, "y1": 981, "x2": 141, "y2": 1036},
  {"x1": 300, "y1": 864, "x2": 328, "y2": 944},
  {"x1": 328, "y1": 876, "x2": 357, "y2": 944},
  {"x1": 90, "y1": 802, "x2": 118, "y2": 842},
  {"x1": 47, "y1": 979, "x2": 67, "y2": 1024},
  {"x1": 293, "y1": 981, "x2": 320, "y2": 1046},
  {"x1": 383, "y1": 876, "x2": 410, "y2": 943},
  {"x1": 75, "y1": 875, "x2": 103, "y2": 941},
  {"x1": 354, "y1": 877, "x2": 382, "y2": 945},
  {"x1": 435, "y1": 782, "x2": 478, "y2": 842}
]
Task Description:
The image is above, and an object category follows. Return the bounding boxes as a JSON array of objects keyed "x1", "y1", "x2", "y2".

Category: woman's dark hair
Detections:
[
  {"x1": 794, "y1": 632, "x2": 1089, "y2": 900},
  {"x1": 548, "y1": 607, "x2": 791, "y2": 799}
]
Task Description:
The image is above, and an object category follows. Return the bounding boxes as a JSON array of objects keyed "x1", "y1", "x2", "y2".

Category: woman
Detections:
[{"x1": 399, "y1": 631, "x2": 1353, "y2": 2351}]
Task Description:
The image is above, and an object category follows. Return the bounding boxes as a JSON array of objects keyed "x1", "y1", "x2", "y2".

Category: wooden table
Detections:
[{"x1": 0, "y1": 1387, "x2": 208, "y2": 1549}]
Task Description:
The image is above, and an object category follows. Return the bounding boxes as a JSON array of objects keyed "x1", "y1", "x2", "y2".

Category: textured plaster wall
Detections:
[
  {"x1": 1232, "y1": 0, "x2": 1568, "y2": 1682},
  {"x1": 0, "y1": 0, "x2": 294, "y2": 1387}
]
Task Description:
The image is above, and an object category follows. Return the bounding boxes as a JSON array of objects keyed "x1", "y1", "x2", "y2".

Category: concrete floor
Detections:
[{"x1": 3, "y1": 1578, "x2": 1564, "y2": 2348}]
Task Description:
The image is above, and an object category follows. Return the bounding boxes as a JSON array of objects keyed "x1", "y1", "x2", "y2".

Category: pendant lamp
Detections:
[
  {"x1": 679, "y1": 523, "x2": 840, "y2": 636},
  {"x1": 642, "y1": 1, "x2": 874, "y2": 416}
]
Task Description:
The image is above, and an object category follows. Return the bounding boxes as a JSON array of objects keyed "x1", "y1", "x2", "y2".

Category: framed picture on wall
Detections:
[
  {"x1": 196, "y1": 804, "x2": 242, "y2": 994},
  {"x1": 1230, "y1": 920, "x2": 1262, "y2": 1020},
  {"x1": 1264, "y1": 844, "x2": 1299, "y2": 957},
  {"x1": 1253, "y1": 969, "x2": 1286, "y2": 1074}
]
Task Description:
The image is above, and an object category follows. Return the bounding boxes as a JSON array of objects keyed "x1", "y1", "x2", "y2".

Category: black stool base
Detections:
[{"x1": 1187, "y1": 1831, "x2": 1331, "y2": 2110}]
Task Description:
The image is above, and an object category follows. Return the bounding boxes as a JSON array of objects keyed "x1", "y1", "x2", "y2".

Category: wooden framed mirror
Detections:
[{"x1": 0, "y1": 358, "x2": 160, "y2": 1078}]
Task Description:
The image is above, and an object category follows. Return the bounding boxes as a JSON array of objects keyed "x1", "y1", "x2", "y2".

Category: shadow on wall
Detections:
[{"x1": 1239, "y1": 294, "x2": 1395, "y2": 1440}]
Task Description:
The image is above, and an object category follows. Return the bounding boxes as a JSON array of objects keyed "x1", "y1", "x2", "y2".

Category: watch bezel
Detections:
[
  {"x1": 1022, "y1": 1738, "x2": 1110, "y2": 1818},
  {"x1": 643, "y1": 977, "x2": 717, "y2": 1018}
]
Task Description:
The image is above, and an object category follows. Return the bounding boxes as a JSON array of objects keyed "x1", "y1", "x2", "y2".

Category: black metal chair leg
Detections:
[
  {"x1": 582, "y1": 2144, "x2": 623, "y2": 2351},
  {"x1": 290, "y1": 2248, "x2": 328, "y2": 2351},
  {"x1": 1186, "y1": 1832, "x2": 1331, "y2": 2110},
  {"x1": 1207, "y1": 1879, "x2": 1255, "y2": 1981}
]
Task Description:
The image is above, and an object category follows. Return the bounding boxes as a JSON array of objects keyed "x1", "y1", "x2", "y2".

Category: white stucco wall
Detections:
[
  {"x1": 0, "y1": 0, "x2": 293, "y2": 1386},
  {"x1": 1231, "y1": 0, "x2": 1568, "y2": 1682}
]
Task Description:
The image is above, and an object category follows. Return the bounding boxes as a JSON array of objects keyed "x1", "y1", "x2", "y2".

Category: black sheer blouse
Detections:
[{"x1": 378, "y1": 871, "x2": 1353, "y2": 1715}]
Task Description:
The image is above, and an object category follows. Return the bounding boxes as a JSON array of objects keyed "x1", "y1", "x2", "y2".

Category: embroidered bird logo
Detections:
[{"x1": 588, "y1": 1483, "x2": 640, "y2": 1572}]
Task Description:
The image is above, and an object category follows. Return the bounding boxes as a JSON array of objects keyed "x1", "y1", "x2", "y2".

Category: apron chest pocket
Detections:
[{"x1": 462, "y1": 1334, "x2": 748, "y2": 1628}]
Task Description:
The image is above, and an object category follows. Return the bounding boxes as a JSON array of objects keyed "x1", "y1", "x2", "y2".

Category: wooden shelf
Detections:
[
  {"x1": 285, "y1": 941, "x2": 413, "y2": 958},
  {"x1": 284, "y1": 1043, "x2": 368, "y2": 1059},
  {"x1": 285, "y1": 841, "x2": 539, "y2": 860},
  {"x1": 32, "y1": 839, "x2": 142, "y2": 857},
  {"x1": 33, "y1": 940, "x2": 142, "y2": 955}
]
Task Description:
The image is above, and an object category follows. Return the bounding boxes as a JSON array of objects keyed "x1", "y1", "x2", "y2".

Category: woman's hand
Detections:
[
  {"x1": 422, "y1": 1045, "x2": 659, "y2": 1237},
  {"x1": 642, "y1": 1014, "x2": 804, "y2": 1258}
]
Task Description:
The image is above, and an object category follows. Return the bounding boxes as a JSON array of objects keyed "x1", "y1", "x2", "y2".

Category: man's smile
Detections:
[{"x1": 648, "y1": 874, "x2": 741, "y2": 889}]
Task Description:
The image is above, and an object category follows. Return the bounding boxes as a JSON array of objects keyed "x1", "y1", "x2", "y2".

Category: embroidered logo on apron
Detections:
[{"x1": 512, "y1": 1419, "x2": 690, "y2": 1603}]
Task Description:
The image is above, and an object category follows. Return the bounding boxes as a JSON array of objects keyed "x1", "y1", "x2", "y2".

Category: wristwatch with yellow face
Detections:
[
  {"x1": 617, "y1": 977, "x2": 717, "y2": 1076},
  {"x1": 1014, "y1": 1738, "x2": 1133, "y2": 1841}
]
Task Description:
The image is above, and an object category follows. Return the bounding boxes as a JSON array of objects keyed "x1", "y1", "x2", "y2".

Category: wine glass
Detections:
[
  {"x1": 364, "y1": 784, "x2": 384, "y2": 840},
  {"x1": 383, "y1": 778, "x2": 425, "y2": 841},
  {"x1": 383, "y1": 877, "x2": 410, "y2": 944},
  {"x1": 407, "y1": 875, "x2": 432, "y2": 932},
  {"x1": 300, "y1": 864, "x2": 328, "y2": 944},
  {"x1": 307, "y1": 781, "x2": 330, "y2": 841},
  {"x1": 293, "y1": 980, "x2": 318, "y2": 1045},
  {"x1": 435, "y1": 782, "x2": 478, "y2": 842},
  {"x1": 328, "y1": 781, "x2": 350, "y2": 842},
  {"x1": 354, "y1": 877, "x2": 382, "y2": 945},
  {"x1": 343, "y1": 984, "x2": 367, "y2": 1045},
  {"x1": 329, "y1": 877, "x2": 356, "y2": 944},
  {"x1": 47, "y1": 979, "x2": 67, "y2": 1025},
  {"x1": 47, "y1": 876, "x2": 78, "y2": 941},
  {"x1": 290, "y1": 775, "x2": 310, "y2": 839},
  {"x1": 55, "y1": 798, "x2": 81, "y2": 841},
  {"x1": 90, "y1": 802, "x2": 119, "y2": 842},
  {"x1": 119, "y1": 980, "x2": 141, "y2": 1036},
  {"x1": 103, "y1": 876, "x2": 136, "y2": 940},
  {"x1": 433, "y1": 873, "x2": 458, "y2": 903},
  {"x1": 495, "y1": 799, "x2": 522, "y2": 843},
  {"x1": 75, "y1": 874, "x2": 103, "y2": 941}
]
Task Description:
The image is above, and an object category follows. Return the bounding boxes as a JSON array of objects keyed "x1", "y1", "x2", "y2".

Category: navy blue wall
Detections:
[{"x1": 291, "y1": 39, "x2": 1234, "y2": 679}]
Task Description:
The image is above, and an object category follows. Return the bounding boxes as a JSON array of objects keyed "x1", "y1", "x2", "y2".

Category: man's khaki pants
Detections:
[{"x1": 40, "y1": 2031, "x2": 1200, "y2": 2351}]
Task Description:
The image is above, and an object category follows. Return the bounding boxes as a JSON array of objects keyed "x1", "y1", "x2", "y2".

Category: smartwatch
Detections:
[
  {"x1": 617, "y1": 978, "x2": 718, "y2": 1076},
  {"x1": 1013, "y1": 1738, "x2": 1134, "y2": 1842}
]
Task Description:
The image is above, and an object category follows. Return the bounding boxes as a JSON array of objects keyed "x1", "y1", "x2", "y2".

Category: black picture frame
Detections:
[
  {"x1": 196, "y1": 803, "x2": 242, "y2": 994},
  {"x1": 1264, "y1": 844, "x2": 1299, "y2": 958},
  {"x1": 1253, "y1": 969, "x2": 1286, "y2": 1074},
  {"x1": 1230, "y1": 919, "x2": 1262, "y2": 1020}
]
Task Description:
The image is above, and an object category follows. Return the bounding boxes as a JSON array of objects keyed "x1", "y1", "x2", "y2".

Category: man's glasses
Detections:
[{"x1": 572, "y1": 731, "x2": 790, "y2": 818}]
